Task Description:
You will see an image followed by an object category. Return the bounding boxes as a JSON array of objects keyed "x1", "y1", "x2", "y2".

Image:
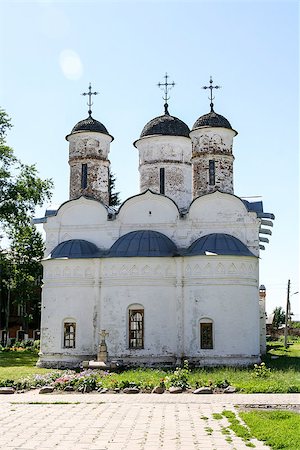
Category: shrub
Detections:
[
  {"x1": 164, "y1": 360, "x2": 190, "y2": 390},
  {"x1": 253, "y1": 362, "x2": 271, "y2": 378}
]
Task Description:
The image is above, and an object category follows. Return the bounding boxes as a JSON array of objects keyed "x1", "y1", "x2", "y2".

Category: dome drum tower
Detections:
[{"x1": 65, "y1": 85, "x2": 114, "y2": 205}]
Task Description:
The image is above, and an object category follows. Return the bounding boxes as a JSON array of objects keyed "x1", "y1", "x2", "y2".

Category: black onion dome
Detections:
[
  {"x1": 108, "y1": 230, "x2": 178, "y2": 257},
  {"x1": 71, "y1": 116, "x2": 109, "y2": 135},
  {"x1": 140, "y1": 114, "x2": 190, "y2": 138},
  {"x1": 192, "y1": 111, "x2": 232, "y2": 130},
  {"x1": 49, "y1": 239, "x2": 101, "y2": 259},
  {"x1": 187, "y1": 233, "x2": 254, "y2": 257}
]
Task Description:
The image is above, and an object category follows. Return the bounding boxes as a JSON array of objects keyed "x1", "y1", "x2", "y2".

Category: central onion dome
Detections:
[
  {"x1": 140, "y1": 112, "x2": 190, "y2": 138},
  {"x1": 192, "y1": 110, "x2": 233, "y2": 131}
]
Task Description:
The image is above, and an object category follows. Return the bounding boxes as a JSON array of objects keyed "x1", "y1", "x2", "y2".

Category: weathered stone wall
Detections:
[
  {"x1": 135, "y1": 135, "x2": 192, "y2": 211},
  {"x1": 38, "y1": 254, "x2": 260, "y2": 368},
  {"x1": 190, "y1": 128, "x2": 236, "y2": 198},
  {"x1": 192, "y1": 154, "x2": 234, "y2": 197},
  {"x1": 66, "y1": 131, "x2": 112, "y2": 204}
]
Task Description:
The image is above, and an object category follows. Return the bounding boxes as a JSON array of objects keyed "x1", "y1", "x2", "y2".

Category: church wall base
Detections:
[
  {"x1": 37, "y1": 353, "x2": 261, "y2": 369},
  {"x1": 37, "y1": 353, "x2": 96, "y2": 369}
]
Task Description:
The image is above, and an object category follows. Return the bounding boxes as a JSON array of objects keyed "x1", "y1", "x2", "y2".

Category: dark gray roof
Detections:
[
  {"x1": 242, "y1": 200, "x2": 275, "y2": 220},
  {"x1": 140, "y1": 114, "x2": 190, "y2": 138},
  {"x1": 108, "y1": 230, "x2": 178, "y2": 257},
  {"x1": 71, "y1": 116, "x2": 109, "y2": 135},
  {"x1": 192, "y1": 111, "x2": 232, "y2": 130},
  {"x1": 50, "y1": 239, "x2": 101, "y2": 259},
  {"x1": 187, "y1": 233, "x2": 254, "y2": 257}
]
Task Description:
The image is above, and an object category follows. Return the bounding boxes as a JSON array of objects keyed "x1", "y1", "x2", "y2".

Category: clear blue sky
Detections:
[{"x1": 0, "y1": 0, "x2": 299, "y2": 317}]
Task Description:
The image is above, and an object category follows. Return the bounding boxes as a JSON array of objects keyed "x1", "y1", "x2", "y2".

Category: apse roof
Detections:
[
  {"x1": 108, "y1": 230, "x2": 178, "y2": 257},
  {"x1": 187, "y1": 233, "x2": 254, "y2": 257},
  {"x1": 49, "y1": 239, "x2": 101, "y2": 259},
  {"x1": 140, "y1": 114, "x2": 190, "y2": 139}
]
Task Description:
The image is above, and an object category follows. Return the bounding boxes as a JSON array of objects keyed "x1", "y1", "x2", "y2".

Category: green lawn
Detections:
[
  {"x1": 240, "y1": 410, "x2": 300, "y2": 450},
  {"x1": 0, "y1": 350, "x2": 52, "y2": 381},
  {"x1": 0, "y1": 338, "x2": 299, "y2": 393}
]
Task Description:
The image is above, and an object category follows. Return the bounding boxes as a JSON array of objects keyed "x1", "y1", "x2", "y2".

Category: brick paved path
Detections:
[{"x1": 0, "y1": 392, "x2": 298, "y2": 449}]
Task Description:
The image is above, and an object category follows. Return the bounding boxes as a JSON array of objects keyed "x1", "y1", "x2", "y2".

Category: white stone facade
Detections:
[
  {"x1": 37, "y1": 104, "x2": 272, "y2": 369},
  {"x1": 38, "y1": 191, "x2": 262, "y2": 368}
]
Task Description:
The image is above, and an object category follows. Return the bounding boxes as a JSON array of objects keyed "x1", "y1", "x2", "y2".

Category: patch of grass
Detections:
[
  {"x1": 0, "y1": 339, "x2": 299, "y2": 394},
  {"x1": 221, "y1": 427, "x2": 231, "y2": 435},
  {"x1": 212, "y1": 413, "x2": 223, "y2": 420},
  {"x1": 222, "y1": 410, "x2": 253, "y2": 443},
  {"x1": 205, "y1": 427, "x2": 213, "y2": 435},
  {"x1": 0, "y1": 351, "x2": 53, "y2": 380},
  {"x1": 240, "y1": 410, "x2": 300, "y2": 450}
]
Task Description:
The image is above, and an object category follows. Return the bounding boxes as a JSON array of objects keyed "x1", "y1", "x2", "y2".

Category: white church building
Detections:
[{"x1": 36, "y1": 79, "x2": 274, "y2": 368}]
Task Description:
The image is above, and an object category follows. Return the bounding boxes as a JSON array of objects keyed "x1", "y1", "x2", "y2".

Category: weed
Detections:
[
  {"x1": 212, "y1": 413, "x2": 223, "y2": 420},
  {"x1": 253, "y1": 362, "x2": 271, "y2": 378},
  {"x1": 205, "y1": 427, "x2": 213, "y2": 435}
]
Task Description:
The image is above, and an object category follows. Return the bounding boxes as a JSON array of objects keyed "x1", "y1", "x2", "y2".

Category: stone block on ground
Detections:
[
  {"x1": 224, "y1": 385, "x2": 237, "y2": 393},
  {"x1": 0, "y1": 387, "x2": 15, "y2": 394},
  {"x1": 193, "y1": 387, "x2": 213, "y2": 394},
  {"x1": 123, "y1": 387, "x2": 140, "y2": 394},
  {"x1": 39, "y1": 386, "x2": 54, "y2": 394},
  {"x1": 169, "y1": 386, "x2": 183, "y2": 394},
  {"x1": 152, "y1": 386, "x2": 165, "y2": 394}
]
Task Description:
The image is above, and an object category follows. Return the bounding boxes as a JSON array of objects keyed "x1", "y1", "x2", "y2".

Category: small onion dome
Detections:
[
  {"x1": 108, "y1": 230, "x2": 178, "y2": 257},
  {"x1": 68, "y1": 116, "x2": 113, "y2": 138},
  {"x1": 192, "y1": 110, "x2": 233, "y2": 131},
  {"x1": 140, "y1": 114, "x2": 190, "y2": 139},
  {"x1": 49, "y1": 239, "x2": 101, "y2": 259},
  {"x1": 187, "y1": 233, "x2": 254, "y2": 257}
]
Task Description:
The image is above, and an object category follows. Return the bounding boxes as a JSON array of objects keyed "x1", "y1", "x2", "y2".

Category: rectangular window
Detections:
[
  {"x1": 200, "y1": 322, "x2": 213, "y2": 349},
  {"x1": 64, "y1": 322, "x2": 76, "y2": 348},
  {"x1": 81, "y1": 164, "x2": 88, "y2": 189},
  {"x1": 208, "y1": 160, "x2": 215, "y2": 185},
  {"x1": 129, "y1": 310, "x2": 144, "y2": 349},
  {"x1": 159, "y1": 168, "x2": 165, "y2": 194}
]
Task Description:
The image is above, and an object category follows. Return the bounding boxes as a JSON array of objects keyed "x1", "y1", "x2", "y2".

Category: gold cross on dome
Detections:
[
  {"x1": 157, "y1": 72, "x2": 175, "y2": 115},
  {"x1": 202, "y1": 76, "x2": 221, "y2": 111},
  {"x1": 82, "y1": 83, "x2": 99, "y2": 117}
]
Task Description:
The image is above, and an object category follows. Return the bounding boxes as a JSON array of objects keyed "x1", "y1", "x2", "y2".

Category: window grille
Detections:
[
  {"x1": 200, "y1": 322, "x2": 213, "y2": 349},
  {"x1": 64, "y1": 322, "x2": 76, "y2": 348},
  {"x1": 129, "y1": 309, "x2": 144, "y2": 349}
]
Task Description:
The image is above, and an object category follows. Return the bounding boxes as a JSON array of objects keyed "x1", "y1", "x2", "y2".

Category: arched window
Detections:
[
  {"x1": 63, "y1": 320, "x2": 76, "y2": 348},
  {"x1": 200, "y1": 318, "x2": 213, "y2": 349},
  {"x1": 128, "y1": 305, "x2": 144, "y2": 349}
]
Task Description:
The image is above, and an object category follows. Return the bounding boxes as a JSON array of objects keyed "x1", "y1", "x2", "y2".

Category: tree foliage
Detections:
[
  {"x1": 108, "y1": 170, "x2": 121, "y2": 207},
  {"x1": 0, "y1": 108, "x2": 53, "y2": 234},
  {"x1": 0, "y1": 108, "x2": 53, "y2": 335},
  {"x1": 273, "y1": 306, "x2": 286, "y2": 329}
]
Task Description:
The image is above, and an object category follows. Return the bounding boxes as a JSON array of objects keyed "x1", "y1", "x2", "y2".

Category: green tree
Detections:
[
  {"x1": 108, "y1": 170, "x2": 121, "y2": 207},
  {"x1": 273, "y1": 306, "x2": 286, "y2": 329},
  {"x1": 0, "y1": 108, "x2": 53, "y2": 234},
  {"x1": 0, "y1": 108, "x2": 53, "y2": 340}
]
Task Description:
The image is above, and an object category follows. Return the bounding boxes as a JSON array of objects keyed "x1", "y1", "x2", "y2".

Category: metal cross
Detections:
[
  {"x1": 82, "y1": 83, "x2": 99, "y2": 117},
  {"x1": 157, "y1": 73, "x2": 175, "y2": 115},
  {"x1": 202, "y1": 76, "x2": 221, "y2": 111}
]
